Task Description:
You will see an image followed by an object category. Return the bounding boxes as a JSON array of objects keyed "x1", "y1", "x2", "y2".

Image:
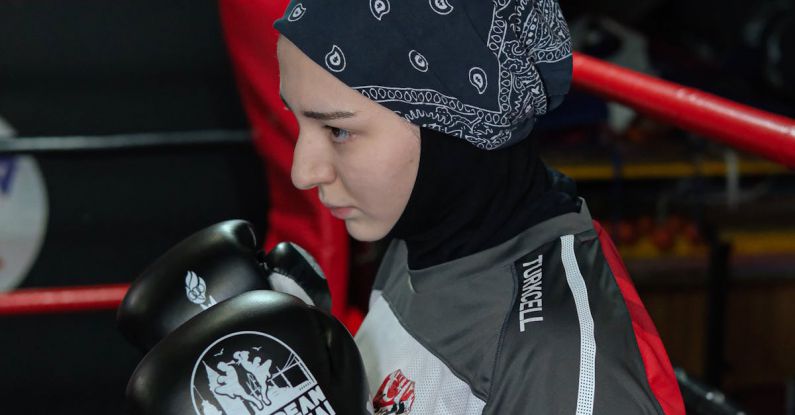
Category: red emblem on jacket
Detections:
[{"x1": 373, "y1": 369, "x2": 416, "y2": 414}]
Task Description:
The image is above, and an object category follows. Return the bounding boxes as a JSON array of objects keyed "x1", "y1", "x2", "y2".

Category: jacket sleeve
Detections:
[{"x1": 482, "y1": 228, "x2": 685, "y2": 414}]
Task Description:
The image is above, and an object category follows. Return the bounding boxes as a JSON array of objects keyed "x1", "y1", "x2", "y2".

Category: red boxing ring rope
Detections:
[
  {"x1": 0, "y1": 284, "x2": 129, "y2": 315},
  {"x1": 572, "y1": 52, "x2": 795, "y2": 168},
  {"x1": 1, "y1": 52, "x2": 794, "y2": 316}
]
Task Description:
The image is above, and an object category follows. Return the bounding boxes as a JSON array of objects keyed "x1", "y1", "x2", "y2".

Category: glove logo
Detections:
[
  {"x1": 185, "y1": 271, "x2": 218, "y2": 310},
  {"x1": 373, "y1": 369, "x2": 415, "y2": 415},
  {"x1": 191, "y1": 331, "x2": 334, "y2": 415}
]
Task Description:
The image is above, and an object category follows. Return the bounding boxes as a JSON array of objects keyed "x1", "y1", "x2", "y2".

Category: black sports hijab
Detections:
[
  {"x1": 275, "y1": 0, "x2": 580, "y2": 268},
  {"x1": 389, "y1": 127, "x2": 580, "y2": 269}
]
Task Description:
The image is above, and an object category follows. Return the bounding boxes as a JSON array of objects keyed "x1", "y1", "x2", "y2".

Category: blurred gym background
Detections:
[{"x1": 1, "y1": 0, "x2": 793, "y2": 413}]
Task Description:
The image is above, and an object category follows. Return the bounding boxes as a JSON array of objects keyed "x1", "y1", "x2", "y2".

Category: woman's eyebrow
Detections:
[
  {"x1": 302, "y1": 110, "x2": 357, "y2": 121},
  {"x1": 280, "y1": 94, "x2": 357, "y2": 121}
]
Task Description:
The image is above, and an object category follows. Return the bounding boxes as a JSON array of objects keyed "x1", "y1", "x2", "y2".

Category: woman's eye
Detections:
[{"x1": 328, "y1": 127, "x2": 352, "y2": 143}]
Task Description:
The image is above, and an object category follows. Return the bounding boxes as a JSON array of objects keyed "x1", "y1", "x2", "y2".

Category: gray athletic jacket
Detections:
[{"x1": 355, "y1": 201, "x2": 685, "y2": 414}]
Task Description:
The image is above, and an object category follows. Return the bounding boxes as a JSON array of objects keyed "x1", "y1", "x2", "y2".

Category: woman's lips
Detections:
[{"x1": 328, "y1": 206, "x2": 354, "y2": 219}]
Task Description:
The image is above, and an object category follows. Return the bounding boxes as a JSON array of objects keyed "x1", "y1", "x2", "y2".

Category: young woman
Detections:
[{"x1": 275, "y1": 1, "x2": 685, "y2": 413}]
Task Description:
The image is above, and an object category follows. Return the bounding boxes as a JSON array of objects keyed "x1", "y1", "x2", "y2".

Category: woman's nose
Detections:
[{"x1": 291, "y1": 133, "x2": 336, "y2": 190}]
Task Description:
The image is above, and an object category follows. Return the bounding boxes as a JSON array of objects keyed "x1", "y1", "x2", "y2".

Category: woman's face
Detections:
[{"x1": 277, "y1": 36, "x2": 421, "y2": 241}]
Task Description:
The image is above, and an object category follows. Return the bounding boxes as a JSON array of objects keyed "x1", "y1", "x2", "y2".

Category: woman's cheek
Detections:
[{"x1": 359, "y1": 177, "x2": 396, "y2": 220}]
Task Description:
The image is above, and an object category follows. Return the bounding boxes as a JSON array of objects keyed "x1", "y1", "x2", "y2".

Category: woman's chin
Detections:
[{"x1": 345, "y1": 219, "x2": 390, "y2": 242}]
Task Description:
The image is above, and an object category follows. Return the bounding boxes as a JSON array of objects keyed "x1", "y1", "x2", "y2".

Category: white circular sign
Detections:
[{"x1": 0, "y1": 155, "x2": 48, "y2": 291}]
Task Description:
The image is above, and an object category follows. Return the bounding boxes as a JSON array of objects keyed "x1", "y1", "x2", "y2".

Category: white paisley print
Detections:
[{"x1": 352, "y1": 0, "x2": 571, "y2": 149}]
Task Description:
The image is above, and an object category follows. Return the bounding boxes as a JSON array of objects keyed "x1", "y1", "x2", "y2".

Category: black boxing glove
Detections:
[
  {"x1": 126, "y1": 290, "x2": 372, "y2": 415},
  {"x1": 261, "y1": 242, "x2": 332, "y2": 313},
  {"x1": 118, "y1": 220, "x2": 331, "y2": 352}
]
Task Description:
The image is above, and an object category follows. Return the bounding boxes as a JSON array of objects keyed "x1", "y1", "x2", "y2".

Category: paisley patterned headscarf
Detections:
[{"x1": 274, "y1": 0, "x2": 572, "y2": 150}]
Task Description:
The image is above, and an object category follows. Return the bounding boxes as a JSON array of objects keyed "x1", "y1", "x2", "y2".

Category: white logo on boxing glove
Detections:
[
  {"x1": 185, "y1": 271, "x2": 217, "y2": 310},
  {"x1": 191, "y1": 331, "x2": 333, "y2": 415}
]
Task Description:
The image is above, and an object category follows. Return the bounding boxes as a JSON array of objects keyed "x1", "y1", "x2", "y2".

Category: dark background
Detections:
[{"x1": 0, "y1": 0, "x2": 264, "y2": 412}]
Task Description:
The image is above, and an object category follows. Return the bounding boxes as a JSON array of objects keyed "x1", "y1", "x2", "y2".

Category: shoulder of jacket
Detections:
[{"x1": 504, "y1": 228, "x2": 601, "y2": 336}]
